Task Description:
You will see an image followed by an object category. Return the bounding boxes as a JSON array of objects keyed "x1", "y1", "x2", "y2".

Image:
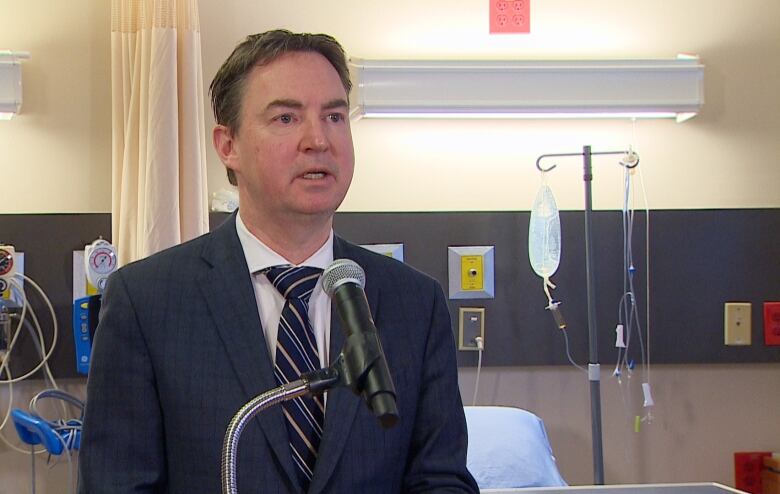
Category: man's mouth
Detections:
[{"x1": 302, "y1": 172, "x2": 327, "y2": 180}]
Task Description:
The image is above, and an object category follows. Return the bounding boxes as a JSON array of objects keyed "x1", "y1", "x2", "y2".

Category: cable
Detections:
[
  {"x1": 561, "y1": 329, "x2": 586, "y2": 373},
  {"x1": 0, "y1": 272, "x2": 62, "y2": 454},
  {"x1": 0, "y1": 276, "x2": 58, "y2": 384},
  {"x1": 612, "y1": 154, "x2": 654, "y2": 429},
  {"x1": 471, "y1": 336, "x2": 484, "y2": 406},
  {"x1": 28, "y1": 389, "x2": 82, "y2": 494},
  {"x1": 30, "y1": 443, "x2": 36, "y2": 494},
  {"x1": 637, "y1": 166, "x2": 652, "y2": 387}
]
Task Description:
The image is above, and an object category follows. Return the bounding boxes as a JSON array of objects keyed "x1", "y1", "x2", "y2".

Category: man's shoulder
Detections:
[
  {"x1": 334, "y1": 236, "x2": 438, "y2": 288},
  {"x1": 117, "y1": 219, "x2": 240, "y2": 286},
  {"x1": 120, "y1": 232, "x2": 209, "y2": 273}
]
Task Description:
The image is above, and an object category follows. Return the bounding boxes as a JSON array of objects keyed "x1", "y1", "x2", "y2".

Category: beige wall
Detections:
[
  {"x1": 1, "y1": 0, "x2": 778, "y2": 491},
  {"x1": 2, "y1": 0, "x2": 779, "y2": 212},
  {"x1": 202, "y1": 0, "x2": 780, "y2": 211},
  {"x1": 0, "y1": 0, "x2": 111, "y2": 214}
]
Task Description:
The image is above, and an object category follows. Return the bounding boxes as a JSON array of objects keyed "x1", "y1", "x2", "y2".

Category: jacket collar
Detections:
[{"x1": 198, "y1": 212, "x2": 300, "y2": 489}]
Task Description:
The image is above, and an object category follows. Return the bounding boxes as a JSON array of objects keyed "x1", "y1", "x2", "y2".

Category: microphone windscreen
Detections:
[{"x1": 322, "y1": 258, "x2": 366, "y2": 295}]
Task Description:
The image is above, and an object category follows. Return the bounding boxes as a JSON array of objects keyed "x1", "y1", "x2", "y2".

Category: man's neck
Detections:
[{"x1": 239, "y1": 209, "x2": 333, "y2": 265}]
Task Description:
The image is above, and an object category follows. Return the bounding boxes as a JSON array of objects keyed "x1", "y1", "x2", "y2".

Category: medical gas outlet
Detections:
[
  {"x1": 0, "y1": 245, "x2": 16, "y2": 299},
  {"x1": 85, "y1": 238, "x2": 117, "y2": 293},
  {"x1": 447, "y1": 246, "x2": 495, "y2": 300}
]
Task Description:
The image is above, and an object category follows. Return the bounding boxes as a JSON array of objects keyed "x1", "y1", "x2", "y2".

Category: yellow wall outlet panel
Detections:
[
  {"x1": 460, "y1": 255, "x2": 484, "y2": 291},
  {"x1": 447, "y1": 246, "x2": 494, "y2": 299}
]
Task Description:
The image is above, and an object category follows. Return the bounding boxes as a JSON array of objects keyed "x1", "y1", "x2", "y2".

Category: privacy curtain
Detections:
[{"x1": 111, "y1": 0, "x2": 209, "y2": 266}]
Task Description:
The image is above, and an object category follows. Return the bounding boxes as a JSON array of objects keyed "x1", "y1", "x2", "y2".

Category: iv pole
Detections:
[{"x1": 535, "y1": 145, "x2": 639, "y2": 486}]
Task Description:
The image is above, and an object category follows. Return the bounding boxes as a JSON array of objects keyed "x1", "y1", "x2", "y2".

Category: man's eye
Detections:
[
  {"x1": 277, "y1": 114, "x2": 293, "y2": 124},
  {"x1": 327, "y1": 113, "x2": 344, "y2": 123}
]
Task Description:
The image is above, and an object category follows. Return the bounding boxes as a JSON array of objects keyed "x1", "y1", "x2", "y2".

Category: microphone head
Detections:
[{"x1": 322, "y1": 258, "x2": 366, "y2": 295}]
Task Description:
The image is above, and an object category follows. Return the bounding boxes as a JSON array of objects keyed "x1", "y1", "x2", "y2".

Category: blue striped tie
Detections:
[{"x1": 264, "y1": 265, "x2": 324, "y2": 490}]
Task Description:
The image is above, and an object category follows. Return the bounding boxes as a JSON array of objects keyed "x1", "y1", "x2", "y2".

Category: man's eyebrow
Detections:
[
  {"x1": 322, "y1": 98, "x2": 349, "y2": 110},
  {"x1": 265, "y1": 99, "x2": 303, "y2": 111},
  {"x1": 264, "y1": 98, "x2": 348, "y2": 112}
]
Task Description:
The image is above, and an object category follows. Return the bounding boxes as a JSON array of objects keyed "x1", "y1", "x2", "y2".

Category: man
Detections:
[{"x1": 79, "y1": 30, "x2": 478, "y2": 493}]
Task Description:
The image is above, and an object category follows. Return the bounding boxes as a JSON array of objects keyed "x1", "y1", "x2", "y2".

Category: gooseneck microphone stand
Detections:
[
  {"x1": 221, "y1": 330, "x2": 398, "y2": 494},
  {"x1": 220, "y1": 366, "x2": 340, "y2": 494}
]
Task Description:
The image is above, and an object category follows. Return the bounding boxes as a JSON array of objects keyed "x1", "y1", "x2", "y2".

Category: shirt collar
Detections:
[{"x1": 235, "y1": 210, "x2": 333, "y2": 273}]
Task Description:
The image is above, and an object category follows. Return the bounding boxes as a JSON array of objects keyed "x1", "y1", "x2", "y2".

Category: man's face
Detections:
[{"x1": 219, "y1": 51, "x2": 355, "y2": 225}]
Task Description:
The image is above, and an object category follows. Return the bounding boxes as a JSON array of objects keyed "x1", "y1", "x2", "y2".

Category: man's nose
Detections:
[{"x1": 300, "y1": 118, "x2": 329, "y2": 152}]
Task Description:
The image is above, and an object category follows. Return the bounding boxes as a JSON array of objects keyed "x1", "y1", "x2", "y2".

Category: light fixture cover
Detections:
[
  {"x1": 349, "y1": 57, "x2": 704, "y2": 121},
  {"x1": 0, "y1": 51, "x2": 30, "y2": 119}
]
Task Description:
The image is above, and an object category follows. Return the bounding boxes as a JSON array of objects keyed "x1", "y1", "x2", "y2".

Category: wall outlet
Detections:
[
  {"x1": 724, "y1": 302, "x2": 751, "y2": 345},
  {"x1": 763, "y1": 301, "x2": 780, "y2": 346},
  {"x1": 459, "y1": 307, "x2": 485, "y2": 351},
  {"x1": 489, "y1": 0, "x2": 530, "y2": 34}
]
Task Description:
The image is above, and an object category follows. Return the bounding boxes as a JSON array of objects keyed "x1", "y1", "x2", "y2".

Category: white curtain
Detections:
[{"x1": 111, "y1": 0, "x2": 209, "y2": 266}]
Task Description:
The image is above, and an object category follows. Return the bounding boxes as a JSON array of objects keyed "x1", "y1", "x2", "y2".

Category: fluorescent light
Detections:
[
  {"x1": 0, "y1": 51, "x2": 30, "y2": 119},
  {"x1": 360, "y1": 112, "x2": 680, "y2": 120},
  {"x1": 349, "y1": 57, "x2": 704, "y2": 121}
]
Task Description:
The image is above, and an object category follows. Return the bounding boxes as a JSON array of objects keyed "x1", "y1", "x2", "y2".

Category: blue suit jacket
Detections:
[{"x1": 79, "y1": 213, "x2": 478, "y2": 493}]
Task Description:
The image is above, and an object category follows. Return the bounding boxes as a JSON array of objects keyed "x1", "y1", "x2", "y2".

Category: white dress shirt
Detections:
[{"x1": 235, "y1": 212, "x2": 333, "y2": 368}]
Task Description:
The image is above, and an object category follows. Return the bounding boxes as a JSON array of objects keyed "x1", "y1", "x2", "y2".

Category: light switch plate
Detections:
[{"x1": 725, "y1": 302, "x2": 751, "y2": 346}]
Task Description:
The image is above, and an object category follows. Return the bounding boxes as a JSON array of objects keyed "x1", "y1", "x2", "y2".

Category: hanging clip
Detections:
[
  {"x1": 642, "y1": 382, "x2": 655, "y2": 407},
  {"x1": 615, "y1": 324, "x2": 626, "y2": 348},
  {"x1": 620, "y1": 149, "x2": 640, "y2": 169}
]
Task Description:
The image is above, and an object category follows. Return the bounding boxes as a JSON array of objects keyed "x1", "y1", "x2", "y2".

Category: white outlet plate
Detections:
[{"x1": 724, "y1": 302, "x2": 751, "y2": 345}]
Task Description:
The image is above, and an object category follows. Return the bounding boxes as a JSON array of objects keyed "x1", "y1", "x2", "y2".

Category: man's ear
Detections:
[{"x1": 213, "y1": 125, "x2": 239, "y2": 172}]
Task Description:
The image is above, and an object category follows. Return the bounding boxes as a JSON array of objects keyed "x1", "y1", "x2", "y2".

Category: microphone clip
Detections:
[{"x1": 331, "y1": 330, "x2": 398, "y2": 429}]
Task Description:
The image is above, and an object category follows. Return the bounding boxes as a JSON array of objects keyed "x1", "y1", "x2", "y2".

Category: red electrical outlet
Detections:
[
  {"x1": 735, "y1": 452, "x2": 771, "y2": 494},
  {"x1": 489, "y1": 0, "x2": 530, "y2": 34},
  {"x1": 764, "y1": 302, "x2": 780, "y2": 345}
]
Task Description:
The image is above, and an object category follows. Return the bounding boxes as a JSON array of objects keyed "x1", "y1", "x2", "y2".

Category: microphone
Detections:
[{"x1": 322, "y1": 259, "x2": 398, "y2": 428}]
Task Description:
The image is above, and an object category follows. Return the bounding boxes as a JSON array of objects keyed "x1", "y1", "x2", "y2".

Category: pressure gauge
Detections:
[
  {"x1": 0, "y1": 247, "x2": 13, "y2": 277},
  {"x1": 85, "y1": 239, "x2": 117, "y2": 292}
]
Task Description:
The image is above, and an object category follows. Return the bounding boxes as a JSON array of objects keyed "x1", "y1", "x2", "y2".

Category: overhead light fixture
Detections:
[
  {"x1": 0, "y1": 51, "x2": 31, "y2": 120},
  {"x1": 349, "y1": 56, "x2": 703, "y2": 122}
]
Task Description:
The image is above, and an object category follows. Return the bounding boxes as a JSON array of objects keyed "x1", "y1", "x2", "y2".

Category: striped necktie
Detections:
[{"x1": 264, "y1": 265, "x2": 324, "y2": 490}]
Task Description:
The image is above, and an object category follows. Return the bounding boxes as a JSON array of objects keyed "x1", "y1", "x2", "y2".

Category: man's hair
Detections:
[{"x1": 209, "y1": 29, "x2": 352, "y2": 186}]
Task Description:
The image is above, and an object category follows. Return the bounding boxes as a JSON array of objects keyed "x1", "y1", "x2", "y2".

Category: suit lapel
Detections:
[
  {"x1": 309, "y1": 238, "x2": 380, "y2": 494},
  {"x1": 197, "y1": 213, "x2": 300, "y2": 489}
]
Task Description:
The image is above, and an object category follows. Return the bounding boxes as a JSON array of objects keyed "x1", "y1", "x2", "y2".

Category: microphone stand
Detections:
[
  {"x1": 221, "y1": 366, "x2": 340, "y2": 494},
  {"x1": 221, "y1": 328, "x2": 397, "y2": 494}
]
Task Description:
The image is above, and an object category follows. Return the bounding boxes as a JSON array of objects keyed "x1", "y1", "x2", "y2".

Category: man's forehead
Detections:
[{"x1": 248, "y1": 55, "x2": 347, "y2": 95}]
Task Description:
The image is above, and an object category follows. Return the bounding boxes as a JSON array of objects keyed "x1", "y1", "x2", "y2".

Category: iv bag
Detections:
[{"x1": 528, "y1": 184, "x2": 561, "y2": 278}]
